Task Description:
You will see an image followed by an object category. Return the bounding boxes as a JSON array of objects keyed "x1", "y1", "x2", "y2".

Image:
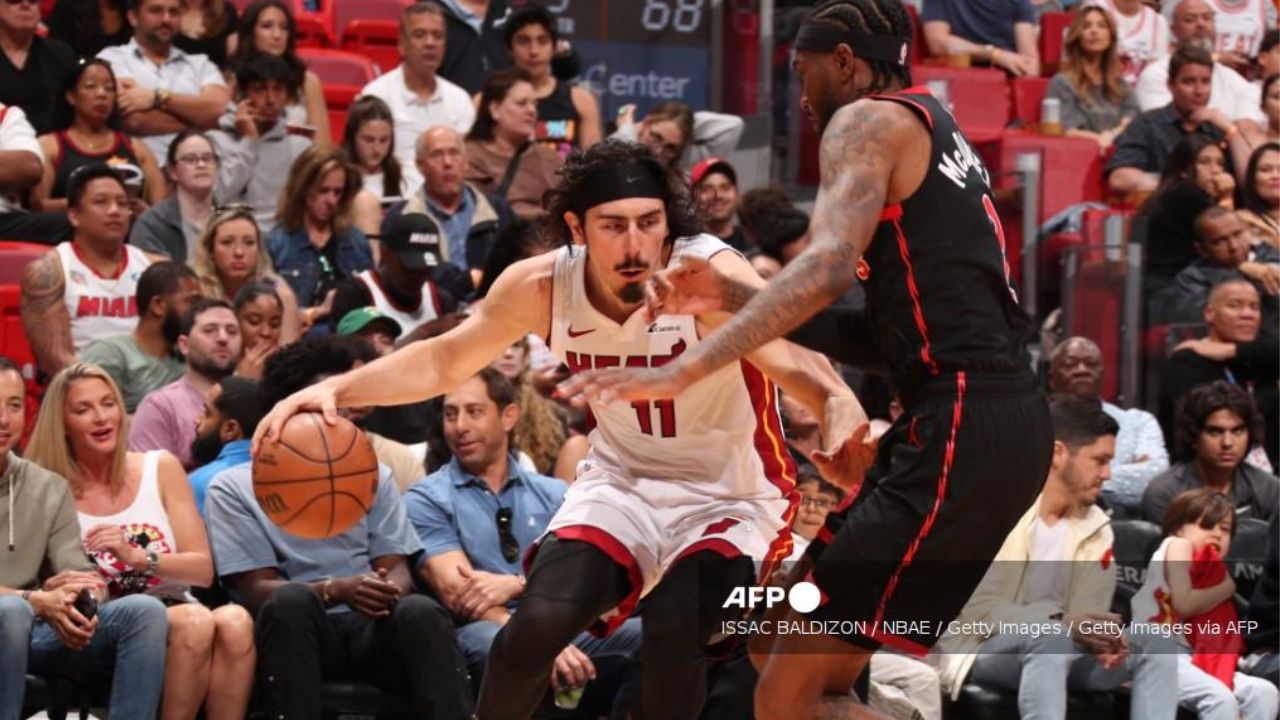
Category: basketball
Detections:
[{"x1": 252, "y1": 413, "x2": 380, "y2": 540}]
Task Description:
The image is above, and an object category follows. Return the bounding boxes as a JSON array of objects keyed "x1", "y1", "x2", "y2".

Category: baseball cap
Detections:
[
  {"x1": 381, "y1": 211, "x2": 444, "y2": 271},
  {"x1": 336, "y1": 307, "x2": 403, "y2": 338},
  {"x1": 689, "y1": 157, "x2": 737, "y2": 187}
]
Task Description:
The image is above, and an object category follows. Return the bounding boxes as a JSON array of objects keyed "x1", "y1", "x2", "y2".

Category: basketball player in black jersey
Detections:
[{"x1": 560, "y1": 1, "x2": 1055, "y2": 717}]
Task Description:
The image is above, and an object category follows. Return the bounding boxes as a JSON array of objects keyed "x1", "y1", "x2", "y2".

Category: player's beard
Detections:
[{"x1": 619, "y1": 282, "x2": 644, "y2": 304}]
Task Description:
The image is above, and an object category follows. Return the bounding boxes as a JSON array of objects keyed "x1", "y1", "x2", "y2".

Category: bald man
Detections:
[{"x1": 1048, "y1": 337, "x2": 1169, "y2": 513}]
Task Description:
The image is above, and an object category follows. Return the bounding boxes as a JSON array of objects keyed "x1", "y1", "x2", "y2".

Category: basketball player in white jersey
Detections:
[
  {"x1": 20, "y1": 164, "x2": 152, "y2": 376},
  {"x1": 256, "y1": 139, "x2": 871, "y2": 720}
]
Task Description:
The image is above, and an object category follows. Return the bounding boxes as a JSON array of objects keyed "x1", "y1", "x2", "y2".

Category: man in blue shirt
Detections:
[
  {"x1": 203, "y1": 374, "x2": 474, "y2": 719},
  {"x1": 189, "y1": 375, "x2": 260, "y2": 514},
  {"x1": 405, "y1": 368, "x2": 640, "y2": 714}
]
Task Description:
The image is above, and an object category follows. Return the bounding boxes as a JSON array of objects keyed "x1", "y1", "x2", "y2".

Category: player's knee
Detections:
[
  {"x1": 393, "y1": 593, "x2": 452, "y2": 635},
  {"x1": 495, "y1": 594, "x2": 592, "y2": 664}
]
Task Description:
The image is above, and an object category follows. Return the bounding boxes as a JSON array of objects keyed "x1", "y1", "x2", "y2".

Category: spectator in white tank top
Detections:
[
  {"x1": 20, "y1": 164, "x2": 155, "y2": 377},
  {"x1": 24, "y1": 362, "x2": 256, "y2": 720}
]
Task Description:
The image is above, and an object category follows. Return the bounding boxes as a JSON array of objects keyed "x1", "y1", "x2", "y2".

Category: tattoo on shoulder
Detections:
[
  {"x1": 21, "y1": 254, "x2": 64, "y2": 304},
  {"x1": 818, "y1": 102, "x2": 895, "y2": 206}
]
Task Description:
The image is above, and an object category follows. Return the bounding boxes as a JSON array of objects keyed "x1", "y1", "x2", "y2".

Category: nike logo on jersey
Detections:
[{"x1": 567, "y1": 326, "x2": 596, "y2": 338}]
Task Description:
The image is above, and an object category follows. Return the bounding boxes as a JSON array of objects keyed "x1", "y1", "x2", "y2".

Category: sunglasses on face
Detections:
[{"x1": 495, "y1": 507, "x2": 519, "y2": 564}]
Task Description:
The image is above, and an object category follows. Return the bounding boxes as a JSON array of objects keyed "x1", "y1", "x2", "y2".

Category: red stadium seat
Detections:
[
  {"x1": 342, "y1": 19, "x2": 401, "y2": 76},
  {"x1": 905, "y1": 4, "x2": 925, "y2": 66},
  {"x1": 0, "y1": 241, "x2": 48, "y2": 285},
  {"x1": 914, "y1": 66, "x2": 1011, "y2": 137},
  {"x1": 1011, "y1": 76, "x2": 1049, "y2": 128},
  {"x1": 323, "y1": 83, "x2": 362, "y2": 143},
  {"x1": 0, "y1": 283, "x2": 40, "y2": 425},
  {"x1": 1039, "y1": 11, "x2": 1074, "y2": 76},
  {"x1": 298, "y1": 48, "x2": 377, "y2": 86},
  {"x1": 332, "y1": 0, "x2": 409, "y2": 46},
  {"x1": 295, "y1": 13, "x2": 334, "y2": 47}
]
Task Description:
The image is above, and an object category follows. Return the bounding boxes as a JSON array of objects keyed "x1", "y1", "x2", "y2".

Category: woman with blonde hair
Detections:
[
  {"x1": 25, "y1": 363, "x2": 256, "y2": 720},
  {"x1": 490, "y1": 335, "x2": 587, "y2": 481},
  {"x1": 1046, "y1": 6, "x2": 1140, "y2": 152},
  {"x1": 190, "y1": 206, "x2": 301, "y2": 342},
  {"x1": 266, "y1": 145, "x2": 374, "y2": 318}
]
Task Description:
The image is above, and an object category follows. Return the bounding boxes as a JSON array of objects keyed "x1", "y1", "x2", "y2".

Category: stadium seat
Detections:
[
  {"x1": 322, "y1": 83, "x2": 362, "y2": 143},
  {"x1": 1110, "y1": 519, "x2": 1163, "y2": 620},
  {"x1": 341, "y1": 19, "x2": 401, "y2": 76},
  {"x1": 914, "y1": 66, "x2": 1011, "y2": 140},
  {"x1": 332, "y1": 0, "x2": 410, "y2": 49},
  {"x1": 947, "y1": 681, "x2": 1116, "y2": 719},
  {"x1": 1039, "y1": 11, "x2": 1074, "y2": 76},
  {"x1": 295, "y1": 13, "x2": 334, "y2": 47},
  {"x1": 905, "y1": 3, "x2": 925, "y2": 67},
  {"x1": 1011, "y1": 76, "x2": 1049, "y2": 128},
  {"x1": 0, "y1": 241, "x2": 46, "y2": 285},
  {"x1": 1226, "y1": 517, "x2": 1270, "y2": 605},
  {"x1": 298, "y1": 47, "x2": 377, "y2": 86}
]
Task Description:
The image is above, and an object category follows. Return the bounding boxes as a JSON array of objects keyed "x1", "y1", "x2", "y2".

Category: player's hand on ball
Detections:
[
  {"x1": 644, "y1": 255, "x2": 729, "y2": 323},
  {"x1": 557, "y1": 363, "x2": 689, "y2": 406},
  {"x1": 810, "y1": 422, "x2": 876, "y2": 495},
  {"x1": 253, "y1": 381, "x2": 341, "y2": 455},
  {"x1": 550, "y1": 644, "x2": 596, "y2": 690}
]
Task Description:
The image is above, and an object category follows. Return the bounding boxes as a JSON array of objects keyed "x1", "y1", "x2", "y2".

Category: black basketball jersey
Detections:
[{"x1": 857, "y1": 87, "x2": 1034, "y2": 390}]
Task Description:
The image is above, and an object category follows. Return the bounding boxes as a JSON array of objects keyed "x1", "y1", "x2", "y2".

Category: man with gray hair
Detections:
[
  {"x1": 360, "y1": 2, "x2": 475, "y2": 192},
  {"x1": 1048, "y1": 336, "x2": 1169, "y2": 514}
]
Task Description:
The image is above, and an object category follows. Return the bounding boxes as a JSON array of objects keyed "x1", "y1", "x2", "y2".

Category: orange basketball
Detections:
[{"x1": 252, "y1": 413, "x2": 380, "y2": 540}]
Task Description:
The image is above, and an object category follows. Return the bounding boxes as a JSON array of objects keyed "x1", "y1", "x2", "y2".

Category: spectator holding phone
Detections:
[
  {"x1": 0, "y1": 355, "x2": 171, "y2": 720},
  {"x1": 226, "y1": 0, "x2": 329, "y2": 144},
  {"x1": 210, "y1": 53, "x2": 312, "y2": 233}
]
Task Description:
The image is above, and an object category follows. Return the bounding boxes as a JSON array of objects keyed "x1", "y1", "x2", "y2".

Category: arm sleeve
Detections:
[
  {"x1": 209, "y1": 128, "x2": 257, "y2": 203},
  {"x1": 921, "y1": 0, "x2": 948, "y2": 23},
  {"x1": 403, "y1": 481, "x2": 464, "y2": 560},
  {"x1": 0, "y1": 106, "x2": 43, "y2": 161},
  {"x1": 686, "y1": 111, "x2": 745, "y2": 165},
  {"x1": 366, "y1": 470, "x2": 424, "y2": 559},
  {"x1": 1106, "y1": 116, "x2": 1155, "y2": 174},
  {"x1": 1104, "y1": 412, "x2": 1170, "y2": 511},
  {"x1": 1014, "y1": 0, "x2": 1035, "y2": 24},
  {"x1": 785, "y1": 306, "x2": 891, "y2": 373},
  {"x1": 203, "y1": 474, "x2": 279, "y2": 578},
  {"x1": 195, "y1": 56, "x2": 226, "y2": 88},
  {"x1": 1229, "y1": 334, "x2": 1280, "y2": 381},
  {"x1": 45, "y1": 481, "x2": 93, "y2": 576}
]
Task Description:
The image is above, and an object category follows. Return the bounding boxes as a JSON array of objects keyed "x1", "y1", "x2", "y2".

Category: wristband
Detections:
[
  {"x1": 322, "y1": 578, "x2": 334, "y2": 606},
  {"x1": 21, "y1": 589, "x2": 33, "y2": 603}
]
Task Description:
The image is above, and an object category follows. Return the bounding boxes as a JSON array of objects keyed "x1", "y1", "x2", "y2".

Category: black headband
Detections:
[
  {"x1": 571, "y1": 161, "x2": 667, "y2": 216},
  {"x1": 794, "y1": 23, "x2": 911, "y2": 67}
]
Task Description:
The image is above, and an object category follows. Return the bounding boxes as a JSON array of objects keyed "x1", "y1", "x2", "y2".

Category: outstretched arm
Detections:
[{"x1": 253, "y1": 253, "x2": 554, "y2": 451}]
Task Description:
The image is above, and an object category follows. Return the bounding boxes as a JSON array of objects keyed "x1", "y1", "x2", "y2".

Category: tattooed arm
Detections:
[
  {"x1": 560, "y1": 99, "x2": 918, "y2": 405},
  {"x1": 667, "y1": 100, "x2": 904, "y2": 384},
  {"x1": 19, "y1": 252, "x2": 76, "y2": 375}
]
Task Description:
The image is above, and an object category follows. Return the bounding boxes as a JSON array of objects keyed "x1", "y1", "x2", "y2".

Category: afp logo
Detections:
[{"x1": 722, "y1": 581, "x2": 822, "y2": 613}]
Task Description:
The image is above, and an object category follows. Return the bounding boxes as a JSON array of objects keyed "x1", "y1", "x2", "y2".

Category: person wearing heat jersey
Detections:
[
  {"x1": 559, "y1": 1, "x2": 1055, "y2": 718},
  {"x1": 20, "y1": 163, "x2": 153, "y2": 377},
  {"x1": 254, "y1": 138, "x2": 867, "y2": 720}
]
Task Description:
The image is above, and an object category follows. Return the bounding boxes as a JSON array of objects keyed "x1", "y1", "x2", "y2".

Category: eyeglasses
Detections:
[
  {"x1": 800, "y1": 496, "x2": 834, "y2": 510},
  {"x1": 176, "y1": 153, "x2": 218, "y2": 167},
  {"x1": 495, "y1": 507, "x2": 520, "y2": 564}
]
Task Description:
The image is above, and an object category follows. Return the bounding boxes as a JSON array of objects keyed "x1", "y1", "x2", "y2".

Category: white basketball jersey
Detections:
[
  {"x1": 353, "y1": 269, "x2": 441, "y2": 339},
  {"x1": 1210, "y1": 0, "x2": 1269, "y2": 58},
  {"x1": 55, "y1": 242, "x2": 150, "y2": 353},
  {"x1": 548, "y1": 235, "x2": 795, "y2": 501}
]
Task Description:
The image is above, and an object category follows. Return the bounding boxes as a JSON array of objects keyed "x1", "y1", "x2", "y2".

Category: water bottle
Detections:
[{"x1": 1040, "y1": 97, "x2": 1063, "y2": 136}]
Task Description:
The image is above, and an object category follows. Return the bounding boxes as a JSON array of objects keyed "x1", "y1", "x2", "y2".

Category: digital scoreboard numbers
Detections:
[{"x1": 544, "y1": 0, "x2": 713, "y2": 114}]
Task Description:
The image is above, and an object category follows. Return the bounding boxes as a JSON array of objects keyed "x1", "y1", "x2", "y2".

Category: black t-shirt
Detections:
[
  {"x1": 0, "y1": 36, "x2": 77, "y2": 135},
  {"x1": 1142, "y1": 182, "x2": 1214, "y2": 283}
]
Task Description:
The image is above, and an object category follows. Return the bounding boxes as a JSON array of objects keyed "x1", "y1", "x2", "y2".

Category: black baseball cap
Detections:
[{"x1": 381, "y1": 211, "x2": 444, "y2": 271}]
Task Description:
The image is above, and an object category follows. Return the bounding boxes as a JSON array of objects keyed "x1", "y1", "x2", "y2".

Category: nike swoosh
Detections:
[{"x1": 567, "y1": 327, "x2": 596, "y2": 338}]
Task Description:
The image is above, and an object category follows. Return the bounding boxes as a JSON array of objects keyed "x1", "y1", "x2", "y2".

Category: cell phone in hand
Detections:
[{"x1": 74, "y1": 588, "x2": 98, "y2": 621}]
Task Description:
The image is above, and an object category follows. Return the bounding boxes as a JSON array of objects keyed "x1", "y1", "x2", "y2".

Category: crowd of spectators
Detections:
[{"x1": 0, "y1": 0, "x2": 1276, "y2": 718}]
